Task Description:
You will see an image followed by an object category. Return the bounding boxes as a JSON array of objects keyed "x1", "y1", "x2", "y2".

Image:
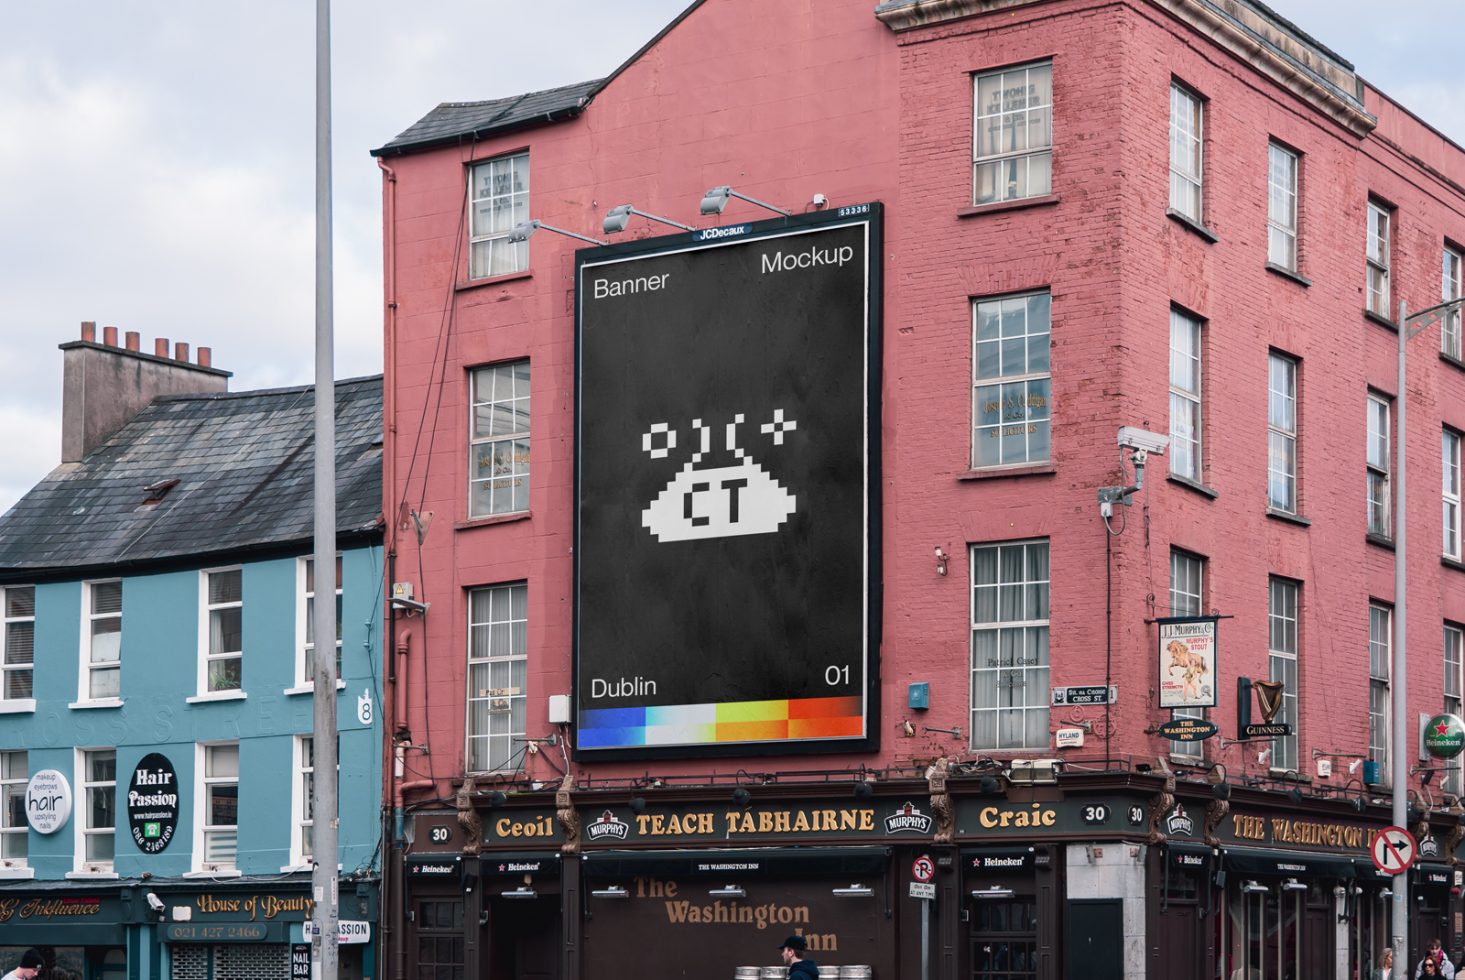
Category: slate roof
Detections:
[
  {"x1": 0, "y1": 376, "x2": 383, "y2": 580},
  {"x1": 372, "y1": 79, "x2": 601, "y2": 156}
]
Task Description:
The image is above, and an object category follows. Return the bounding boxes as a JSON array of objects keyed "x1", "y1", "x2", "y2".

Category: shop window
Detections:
[
  {"x1": 299, "y1": 555, "x2": 342, "y2": 686},
  {"x1": 971, "y1": 292, "x2": 1051, "y2": 468},
  {"x1": 0, "y1": 587, "x2": 34, "y2": 705},
  {"x1": 972, "y1": 62, "x2": 1052, "y2": 205},
  {"x1": 0, "y1": 751, "x2": 25, "y2": 866},
  {"x1": 467, "y1": 583, "x2": 528, "y2": 772},
  {"x1": 969, "y1": 540, "x2": 1049, "y2": 750},
  {"x1": 83, "y1": 580, "x2": 122, "y2": 701},
  {"x1": 970, "y1": 896, "x2": 1038, "y2": 979},
  {"x1": 416, "y1": 899, "x2": 465, "y2": 979}
]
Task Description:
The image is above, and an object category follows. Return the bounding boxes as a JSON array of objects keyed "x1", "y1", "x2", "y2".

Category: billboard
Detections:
[{"x1": 574, "y1": 205, "x2": 882, "y2": 758}]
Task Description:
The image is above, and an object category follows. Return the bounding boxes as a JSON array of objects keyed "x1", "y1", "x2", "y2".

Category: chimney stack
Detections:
[
  {"x1": 124, "y1": 331, "x2": 140, "y2": 351},
  {"x1": 61, "y1": 321, "x2": 232, "y2": 463}
]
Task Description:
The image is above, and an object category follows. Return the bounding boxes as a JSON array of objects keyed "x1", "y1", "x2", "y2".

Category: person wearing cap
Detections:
[
  {"x1": 2, "y1": 949, "x2": 43, "y2": 979},
  {"x1": 779, "y1": 935, "x2": 817, "y2": 980}
]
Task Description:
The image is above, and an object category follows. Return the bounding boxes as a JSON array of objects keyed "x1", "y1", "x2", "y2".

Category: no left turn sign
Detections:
[{"x1": 1371, "y1": 825, "x2": 1417, "y2": 875}]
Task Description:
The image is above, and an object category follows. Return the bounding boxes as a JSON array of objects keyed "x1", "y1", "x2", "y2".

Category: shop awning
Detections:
[
  {"x1": 1416, "y1": 863, "x2": 1454, "y2": 889},
  {"x1": 582, "y1": 846, "x2": 889, "y2": 878},
  {"x1": 480, "y1": 852, "x2": 560, "y2": 877},
  {"x1": 961, "y1": 846, "x2": 1045, "y2": 872},
  {"x1": 1223, "y1": 847, "x2": 1356, "y2": 879},
  {"x1": 406, "y1": 854, "x2": 463, "y2": 878},
  {"x1": 1166, "y1": 841, "x2": 1216, "y2": 871}
]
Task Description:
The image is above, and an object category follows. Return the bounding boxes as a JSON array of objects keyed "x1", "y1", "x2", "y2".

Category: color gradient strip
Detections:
[{"x1": 580, "y1": 696, "x2": 863, "y2": 748}]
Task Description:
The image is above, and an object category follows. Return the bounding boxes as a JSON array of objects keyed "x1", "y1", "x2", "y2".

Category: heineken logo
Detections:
[
  {"x1": 586, "y1": 810, "x2": 630, "y2": 842},
  {"x1": 884, "y1": 802, "x2": 933, "y2": 835},
  {"x1": 1424, "y1": 714, "x2": 1465, "y2": 760}
]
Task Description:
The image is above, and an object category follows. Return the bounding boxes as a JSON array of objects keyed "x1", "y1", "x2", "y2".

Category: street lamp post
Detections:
[{"x1": 1392, "y1": 294, "x2": 1465, "y2": 969}]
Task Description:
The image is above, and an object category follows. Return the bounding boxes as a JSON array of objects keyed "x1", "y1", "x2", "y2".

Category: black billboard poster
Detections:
[
  {"x1": 126, "y1": 752, "x2": 179, "y2": 854},
  {"x1": 575, "y1": 206, "x2": 881, "y2": 758}
]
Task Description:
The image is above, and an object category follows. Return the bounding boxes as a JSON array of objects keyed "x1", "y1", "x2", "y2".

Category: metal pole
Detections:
[
  {"x1": 311, "y1": 0, "x2": 339, "y2": 977},
  {"x1": 1392, "y1": 297, "x2": 1408, "y2": 970},
  {"x1": 920, "y1": 898, "x2": 929, "y2": 980}
]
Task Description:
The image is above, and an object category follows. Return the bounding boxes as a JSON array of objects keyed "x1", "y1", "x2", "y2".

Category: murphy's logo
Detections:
[
  {"x1": 586, "y1": 810, "x2": 630, "y2": 842},
  {"x1": 1166, "y1": 804, "x2": 1195, "y2": 837},
  {"x1": 884, "y1": 802, "x2": 933, "y2": 835}
]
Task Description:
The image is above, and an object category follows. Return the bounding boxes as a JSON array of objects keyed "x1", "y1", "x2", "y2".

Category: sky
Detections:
[{"x1": 1, "y1": 0, "x2": 1462, "y2": 515}]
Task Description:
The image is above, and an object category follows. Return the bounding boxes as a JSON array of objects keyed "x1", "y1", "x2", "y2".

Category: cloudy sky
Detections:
[{"x1": 1, "y1": 0, "x2": 1461, "y2": 514}]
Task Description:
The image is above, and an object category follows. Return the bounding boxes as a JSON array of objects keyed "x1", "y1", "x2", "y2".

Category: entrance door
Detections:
[{"x1": 1064, "y1": 900, "x2": 1122, "y2": 980}]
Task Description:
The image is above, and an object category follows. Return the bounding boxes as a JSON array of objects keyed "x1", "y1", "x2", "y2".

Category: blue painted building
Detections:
[{"x1": 0, "y1": 329, "x2": 384, "y2": 980}]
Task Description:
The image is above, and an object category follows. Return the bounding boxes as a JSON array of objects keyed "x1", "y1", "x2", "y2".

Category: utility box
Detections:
[{"x1": 908, "y1": 683, "x2": 929, "y2": 710}]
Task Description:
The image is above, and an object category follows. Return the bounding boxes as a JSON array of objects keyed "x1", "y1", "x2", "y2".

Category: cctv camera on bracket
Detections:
[
  {"x1": 389, "y1": 596, "x2": 430, "y2": 616},
  {"x1": 1117, "y1": 426, "x2": 1169, "y2": 455},
  {"x1": 146, "y1": 892, "x2": 165, "y2": 913}
]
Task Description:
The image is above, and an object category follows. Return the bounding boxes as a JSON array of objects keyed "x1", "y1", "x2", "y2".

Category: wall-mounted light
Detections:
[
  {"x1": 1242, "y1": 881, "x2": 1269, "y2": 895},
  {"x1": 1379, "y1": 888, "x2": 1393, "y2": 898},
  {"x1": 1006, "y1": 759, "x2": 1061, "y2": 786},
  {"x1": 853, "y1": 781, "x2": 875, "y2": 800},
  {"x1": 603, "y1": 204, "x2": 695, "y2": 235},
  {"x1": 591, "y1": 886, "x2": 629, "y2": 899},
  {"x1": 699, "y1": 185, "x2": 791, "y2": 217},
  {"x1": 501, "y1": 887, "x2": 537, "y2": 900},
  {"x1": 970, "y1": 887, "x2": 1015, "y2": 899},
  {"x1": 934, "y1": 546, "x2": 949, "y2": 577},
  {"x1": 832, "y1": 884, "x2": 873, "y2": 897},
  {"x1": 731, "y1": 787, "x2": 752, "y2": 807},
  {"x1": 486, "y1": 791, "x2": 508, "y2": 806},
  {"x1": 1281, "y1": 878, "x2": 1308, "y2": 892},
  {"x1": 629, "y1": 797, "x2": 647, "y2": 813},
  {"x1": 708, "y1": 885, "x2": 746, "y2": 898},
  {"x1": 508, "y1": 219, "x2": 606, "y2": 246},
  {"x1": 978, "y1": 775, "x2": 1002, "y2": 795}
]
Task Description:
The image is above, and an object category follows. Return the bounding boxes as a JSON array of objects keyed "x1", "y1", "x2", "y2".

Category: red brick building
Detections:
[{"x1": 371, "y1": 1, "x2": 1465, "y2": 978}]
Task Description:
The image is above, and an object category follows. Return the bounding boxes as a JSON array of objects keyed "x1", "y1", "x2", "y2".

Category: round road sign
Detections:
[
  {"x1": 1370, "y1": 825, "x2": 1417, "y2": 876},
  {"x1": 912, "y1": 855, "x2": 935, "y2": 883}
]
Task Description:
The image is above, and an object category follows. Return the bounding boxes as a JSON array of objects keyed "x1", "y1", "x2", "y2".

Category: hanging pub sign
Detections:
[
  {"x1": 1156, "y1": 617, "x2": 1218, "y2": 709},
  {"x1": 1237, "y1": 676, "x2": 1292, "y2": 738},
  {"x1": 1423, "y1": 713, "x2": 1465, "y2": 760},
  {"x1": 127, "y1": 752, "x2": 180, "y2": 854},
  {"x1": 1157, "y1": 717, "x2": 1219, "y2": 741}
]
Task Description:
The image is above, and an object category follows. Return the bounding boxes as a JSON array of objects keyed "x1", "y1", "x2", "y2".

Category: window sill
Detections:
[
  {"x1": 0, "y1": 867, "x2": 33, "y2": 880},
  {"x1": 186, "y1": 691, "x2": 247, "y2": 704},
  {"x1": 1165, "y1": 209, "x2": 1219, "y2": 243},
  {"x1": 66, "y1": 870, "x2": 119, "y2": 880},
  {"x1": 1168, "y1": 474, "x2": 1219, "y2": 499},
  {"x1": 1442, "y1": 351, "x2": 1465, "y2": 372},
  {"x1": 69, "y1": 698, "x2": 124, "y2": 710},
  {"x1": 280, "y1": 863, "x2": 313, "y2": 874},
  {"x1": 456, "y1": 269, "x2": 531, "y2": 292},
  {"x1": 1443, "y1": 556, "x2": 1465, "y2": 574},
  {"x1": 183, "y1": 868, "x2": 242, "y2": 879},
  {"x1": 957, "y1": 464, "x2": 1056, "y2": 481},
  {"x1": 957, "y1": 194, "x2": 1059, "y2": 219},
  {"x1": 1264, "y1": 263, "x2": 1311, "y2": 288},
  {"x1": 1366, "y1": 532, "x2": 1396, "y2": 551},
  {"x1": 455, "y1": 510, "x2": 532, "y2": 531},
  {"x1": 0, "y1": 700, "x2": 36, "y2": 715},
  {"x1": 1266, "y1": 509, "x2": 1311, "y2": 528},
  {"x1": 284, "y1": 681, "x2": 347, "y2": 697},
  {"x1": 1364, "y1": 309, "x2": 1398, "y2": 332}
]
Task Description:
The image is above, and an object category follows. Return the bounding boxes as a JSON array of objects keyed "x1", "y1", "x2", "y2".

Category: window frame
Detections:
[
  {"x1": 969, "y1": 539, "x2": 1051, "y2": 752},
  {"x1": 199, "y1": 567, "x2": 244, "y2": 695},
  {"x1": 297, "y1": 555, "x2": 342, "y2": 688},
  {"x1": 1366, "y1": 200, "x2": 1392, "y2": 319},
  {"x1": 469, "y1": 360, "x2": 532, "y2": 519},
  {"x1": 1443, "y1": 245, "x2": 1462, "y2": 360},
  {"x1": 1267, "y1": 141, "x2": 1300, "y2": 271},
  {"x1": 1369, "y1": 603, "x2": 1392, "y2": 787},
  {"x1": 1268, "y1": 577, "x2": 1300, "y2": 773},
  {"x1": 291, "y1": 735, "x2": 315, "y2": 868},
  {"x1": 196, "y1": 741, "x2": 239, "y2": 872},
  {"x1": 1446, "y1": 428, "x2": 1462, "y2": 562},
  {"x1": 1445, "y1": 623, "x2": 1463, "y2": 797},
  {"x1": 466, "y1": 582, "x2": 529, "y2": 774},
  {"x1": 1168, "y1": 82, "x2": 1204, "y2": 223},
  {"x1": 75, "y1": 747, "x2": 116, "y2": 873},
  {"x1": 971, "y1": 61, "x2": 1054, "y2": 206},
  {"x1": 1268, "y1": 352, "x2": 1299, "y2": 514},
  {"x1": 1367, "y1": 394, "x2": 1392, "y2": 538},
  {"x1": 467, "y1": 152, "x2": 530, "y2": 280},
  {"x1": 1169, "y1": 550, "x2": 1206, "y2": 761},
  {"x1": 970, "y1": 291, "x2": 1052, "y2": 469},
  {"x1": 0, "y1": 587, "x2": 35, "y2": 708},
  {"x1": 1169, "y1": 308, "x2": 1204, "y2": 483},
  {"x1": 81, "y1": 580, "x2": 122, "y2": 702},
  {"x1": 0, "y1": 750, "x2": 26, "y2": 867}
]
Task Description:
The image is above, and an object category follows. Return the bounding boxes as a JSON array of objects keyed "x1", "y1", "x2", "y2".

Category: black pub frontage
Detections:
[{"x1": 392, "y1": 769, "x2": 1465, "y2": 980}]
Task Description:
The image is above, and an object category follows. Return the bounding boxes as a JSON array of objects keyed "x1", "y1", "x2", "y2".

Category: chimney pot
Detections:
[
  {"x1": 154, "y1": 338, "x2": 169, "y2": 358},
  {"x1": 103, "y1": 326, "x2": 118, "y2": 347},
  {"x1": 174, "y1": 341, "x2": 189, "y2": 362},
  {"x1": 198, "y1": 347, "x2": 213, "y2": 368},
  {"x1": 124, "y1": 331, "x2": 140, "y2": 352},
  {"x1": 81, "y1": 321, "x2": 96, "y2": 343}
]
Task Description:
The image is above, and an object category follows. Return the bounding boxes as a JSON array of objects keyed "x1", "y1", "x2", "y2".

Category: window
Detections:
[
  {"x1": 972, "y1": 62, "x2": 1052, "y2": 205},
  {"x1": 301, "y1": 557, "x2": 342, "y2": 685},
  {"x1": 1369, "y1": 604, "x2": 1391, "y2": 785},
  {"x1": 198, "y1": 743, "x2": 238, "y2": 870},
  {"x1": 295, "y1": 736, "x2": 314, "y2": 863},
  {"x1": 1268, "y1": 578, "x2": 1300, "y2": 772},
  {"x1": 1443, "y1": 246, "x2": 1462, "y2": 360},
  {"x1": 1367, "y1": 395, "x2": 1391, "y2": 538},
  {"x1": 78, "y1": 749, "x2": 115, "y2": 869},
  {"x1": 1445, "y1": 625, "x2": 1463, "y2": 796},
  {"x1": 1366, "y1": 201, "x2": 1391, "y2": 318},
  {"x1": 0, "y1": 752, "x2": 25, "y2": 865},
  {"x1": 1170, "y1": 551, "x2": 1206, "y2": 760},
  {"x1": 83, "y1": 581, "x2": 121, "y2": 700},
  {"x1": 1169, "y1": 309, "x2": 1203, "y2": 482},
  {"x1": 972, "y1": 292, "x2": 1051, "y2": 467},
  {"x1": 970, "y1": 540, "x2": 1050, "y2": 750},
  {"x1": 203, "y1": 569, "x2": 242, "y2": 693},
  {"x1": 1168, "y1": 84, "x2": 1203, "y2": 222},
  {"x1": 1446, "y1": 429, "x2": 1462, "y2": 561},
  {"x1": 1268, "y1": 353, "x2": 1298, "y2": 513},
  {"x1": 470, "y1": 361, "x2": 531, "y2": 517},
  {"x1": 469, "y1": 153, "x2": 529, "y2": 279},
  {"x1": 467, "y1": 583, "x2": 527, "y2": 772},
  {"x1": 1268, "y1": 142, "x2": 1299, "y2": 270},
  {"x1": 0, "y1": 588, "x2": 34, "y2": 703}
]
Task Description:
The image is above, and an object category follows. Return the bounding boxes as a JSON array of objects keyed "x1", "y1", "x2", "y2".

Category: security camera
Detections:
[
  {"x1": 1117, "y1": 427, "x2": 1169, "y2": 455},
  {"x1": 389, "y1": 596, "x2": 430, "y2": 615},
  {"x1": 146, "y1": 892, "x2": 165, "y2": 913}
]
